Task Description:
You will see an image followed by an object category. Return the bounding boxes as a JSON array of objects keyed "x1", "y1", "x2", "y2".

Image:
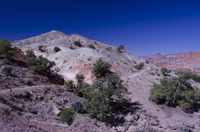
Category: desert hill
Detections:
[
  {"x1": 140, "y1": 52, "x2": 200, "y2": 74},
  {"x1": 0, "y1": 30, "x2": 198, "y2": 131},
  {"x1": 12, "y1": 30, "x2": 147, "y2": 84}
]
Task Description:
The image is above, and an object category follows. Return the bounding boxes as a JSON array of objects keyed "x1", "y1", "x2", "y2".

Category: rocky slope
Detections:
[
  {"x1": 140, "y1": 52, "x2": 200, "y2": 74},
  {"x1": 0, "y1": 30, "x2": 198, "y2": 131}
]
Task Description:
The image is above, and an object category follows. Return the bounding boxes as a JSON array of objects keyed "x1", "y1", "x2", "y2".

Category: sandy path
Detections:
[{"x1": 0, "y1": 85, "x2": 60, "y2": 93}]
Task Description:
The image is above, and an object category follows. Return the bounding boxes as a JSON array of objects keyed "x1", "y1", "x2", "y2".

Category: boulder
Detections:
[{"x1": 116, "y1": 126, "x2": 126, "y2": 132}]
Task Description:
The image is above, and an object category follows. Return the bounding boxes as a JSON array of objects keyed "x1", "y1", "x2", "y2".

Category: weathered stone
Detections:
[
  {"x1": 134, "y1": 114, "x2": 140, "y2": 121},
  {"x1": 126, "y1": 121, "x2": 132, "y2": 125},
  {"x1": 169, "y1": 125, "x2": 177, "y2": 130},
  {"x1": 125, "y1": 114, "x2": 133, "y2": 122},
  {"x1": 116, "y1": 126, "x2": 125, "y2": 132},
  {"x1": 27, "y1": 106, "x2": 38, "y2": 114},
  {"x1": 127, "y1": 126, "x2": 136, "y2": 132},
  {"x1": 150, "y1": 121, "x2": 159, "y2": 126},
  {"x1": 196, "y1": 120, "x2": 200, "y2": 127},
  {"x1": 52, "y1": 105, "x2": 61, "y2": 116},
  {"x1": 185, "y1": 123, "x2": 195, "y2": 129},
  {"x1": 153, "y1": 118, "x2": 159, "y2": 122}
]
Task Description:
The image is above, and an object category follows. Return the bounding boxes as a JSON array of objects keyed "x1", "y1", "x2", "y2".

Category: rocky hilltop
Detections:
[
  {"x1": 0, "y1": 30, "x2": 198, "y2": 131},
  {"x1": 140, "y1": 52, "x2": 200, "y2": 74},
  {"x1": 12, "y1": 30, "x2": 145, "y2": 84}
]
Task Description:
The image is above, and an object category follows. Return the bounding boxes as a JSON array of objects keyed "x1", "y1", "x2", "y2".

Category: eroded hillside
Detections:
[
  {"x1": 140, "y1": 52, "x2": 200, "y2": 74},
  {"x1": 0, "y1": 30, "x2": 198, "y2": 131}
]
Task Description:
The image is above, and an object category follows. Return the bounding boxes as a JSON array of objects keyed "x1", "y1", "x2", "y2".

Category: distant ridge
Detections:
[{"x1": 139, "y1": 51, "x2": 200, "y2": 73}]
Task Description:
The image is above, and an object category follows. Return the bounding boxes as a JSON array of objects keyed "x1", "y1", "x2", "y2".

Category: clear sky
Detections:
[{"x1": 0, "y1": 0, "x2": 200, "y2": 56}]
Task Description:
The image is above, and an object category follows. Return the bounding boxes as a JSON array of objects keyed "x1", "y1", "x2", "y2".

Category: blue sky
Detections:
[{"x1": 0, "y1": 0, "x2": 200, "y2": 56}]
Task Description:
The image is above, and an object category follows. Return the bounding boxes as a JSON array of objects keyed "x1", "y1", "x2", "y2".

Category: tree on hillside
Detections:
[
  {"x1": 83, "y1": 74, "x2": 128, "y2": 121},
  {"x1": 160, "y1": 67, "x2": 171, "y2": 76},
  {"x1": 27, "y1": 55, "x2": 55, "y2": 72},
  {"x1": 59, "y1": 108, "x2": 75, "y2": 125},
  {"x1": 27, "y1": 57, "x2": 37, "y2": 66},
  {"x1": 92, "y1": 58, "x2": 111, "y2": 77},
  {"x1": 26, "y1": 50, "x2": 36, "y2": 58},
  {"x1": 54, "y1": 46, "x2": 61, "y2": 52},
  {"x1": 76, "y1": 74, "x2": 85, "y2": 88},
  {"x1": 0, "y1": 40, "x2": 16, "y2": 60},
  {"x1": 38, "y1": 45, "x2": 44, "y2": 52},
  {"x1": 73, "y1": 41, "x2": 82, "y2": 47},
  {"x1": 117, "y1": 45, "x2": 125, "y2": 53},
  {"x1": 87, "y1": 44, "x2": 95, "y2": 49},
  {"x1": 150, "y1": 76, "x2": 200, "y2": 110},
  {"x1": 64, "y1": 80, "x2": 75, "y2": 90},
  {"x1": 133, "y1": 62, "x2": 144, "y2": 70}
]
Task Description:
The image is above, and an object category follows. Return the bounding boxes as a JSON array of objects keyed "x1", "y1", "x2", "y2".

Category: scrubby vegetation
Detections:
[
  {"x1": 87, "y1": 44, "x2": 95, "y2": 49},
  {"x1": 27, "y1": 51, "x2": 55, "y2": 72},
  {"x1": 83, "y1": 74, "x2": 128, "y2": 121},
  {"x1": 160, "y1": 67, "x2": 171, "y2": 76},
  {"x1": 150, "y1": 76, "x2": 200, "y2": 110},
  {"x1": 54, "y1": 46, "x2": 61, "y2": 52},
  {"x1": 62, "y1": 58, "x2": 128, "y2": 122},
  {"x1": 106, "y1": 47, "x2": 112, "y2": 51},
  {"x1": 73, "y1": 41, "x2": 82, "y2": 47},
  {"x1": 133, "y1": 62, "x2": 144, "y2": 70},
  {"x1": 0, "y1": 40, "x2": 16, "y2": 60},
  {"x1": 26, "y1": 50, "x2": 36, "y2": 58},
  {"x1": 59, "y1": 108, "x2": 75, "y2": 125},
  {"x1": 92, "y1": 58, "x2": 111, "y2": 77},
  {"x1": 33, "y1": 56, "x2": 55, "y2": 72},
  {"x1": 177, "y1": 72, "x2": 200, "y2": 83},
  {"x1": 69, "y1": 46, "x2": 74, "y2": 49},
  {"x1": 64, "y1": 80, "x2": 75, "y2": 90},
  {"x1": 145, "y1": 60, "x2": 149, "y2": 64},
  {"x1": 117, "y1": 45, "x2": 125, "y2": 53},
  {"x1": 38, "y1": 45, "x2": 44, "y2": 52},
  {"x1": 0, "y1": 65, "x2": 12, "y2": 76}
]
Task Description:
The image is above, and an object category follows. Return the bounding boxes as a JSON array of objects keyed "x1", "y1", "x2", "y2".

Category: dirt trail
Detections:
[{"x1": 0, "y1": 84, "x2": 60, "y2": 93}]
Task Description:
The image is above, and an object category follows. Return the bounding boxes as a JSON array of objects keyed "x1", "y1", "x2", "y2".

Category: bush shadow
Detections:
[{"x1": 106, "y1": 101, "x2": 142, "y2": 127}]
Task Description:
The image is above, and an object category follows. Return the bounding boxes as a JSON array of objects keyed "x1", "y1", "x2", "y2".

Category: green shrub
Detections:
[
  {"x1": 106, "y1": 47, "x2": 112, "y2": 51},
  {"x1": 26, "y1": 50, "x2": 36, "y2": 58},
  {"x1": 150, "y1": 76, "x2": 199, "y2": 110},
  {"x1": 145, "y1": 60, "x2": 149, "y2": 64},
  {"x1": 64, "y1": 80, "x2": 75, "y2": 90},
  {"x1": 83, "y1": 74, "x2": 128, "y2": 121},
  {"x1": 87, "y1": 44, "x2": 95, "y2": 49},
  {"x1": 38, "y1": 45, "x2": 43, "y2": 52},
  {"x1": 0, "y1": 65, "x2": 12, "y2": 76},
  {"x1": 92, "y1": 58, "x2": 111, "y2": 77},
  {"x1": 117, "y1": 45, "x2": 125, "y2": 53},
  {"x1": 59, "y1": 108, "x2": 75, "y2": 125},
  {"x1": 177, "y1": 72, "x2": 200, "y2": 83},
  {"x1": 133, "y1": 62, "x2": 144, "y2": 70},
  {"x1": 0, "y1": 40, "x2": 16, "y2": 60},
  {"x1": 54, "y1": 46, "x2": 61, "y2": 52},
  {"x1": 27, "y1": 57, "x2": 37, "y2": 66},
  {"x1": 75, "y1": 74, "x2": 85, "y2": 89},
  {"x1": 73, "y1": 41, "x2": 82, "y2": 47},
  {"x1": 28, "y1": 55, "x2": 55, "y2": 72},
  {"x1": 69, "y1": 46, "x2": 74, "y2": 50},
  {"x1": 94, "y1": 41, "x2": 97, "y2": 44},
  {"x1": 149, "y1": 72, "x2": 154, "y2": 76},
  {"x1": 160, "y1": 67, "x2": 171, "y2": 76}
]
